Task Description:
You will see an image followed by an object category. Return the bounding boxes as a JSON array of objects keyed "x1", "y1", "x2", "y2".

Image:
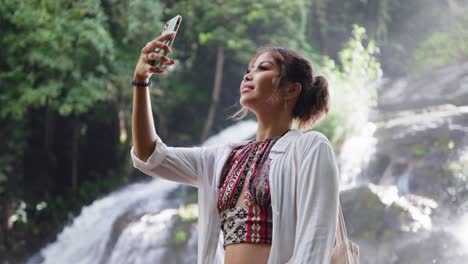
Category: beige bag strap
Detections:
[
  {"x1": 334, "y1": 203, "x2": 359, "y2": 264},
  {"x1": 335, "y1": 203, "x2": 348, "y2": 245}
]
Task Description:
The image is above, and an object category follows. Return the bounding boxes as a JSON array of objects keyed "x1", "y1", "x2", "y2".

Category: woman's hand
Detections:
[{"x1": 133, "y1": 32, "x2": 177, "y2": 80}]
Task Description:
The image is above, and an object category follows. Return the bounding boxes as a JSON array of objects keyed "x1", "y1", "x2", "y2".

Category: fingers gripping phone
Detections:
[{"x1": 151, "y1": 15, "x2": 182, "y2": 68}]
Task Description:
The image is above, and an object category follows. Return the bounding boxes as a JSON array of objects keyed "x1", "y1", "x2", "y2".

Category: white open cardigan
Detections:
[{"x1": 131, "y1": 129, "x2": 339, "y2": 264}]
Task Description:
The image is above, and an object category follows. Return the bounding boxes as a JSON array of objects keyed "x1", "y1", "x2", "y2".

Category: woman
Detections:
[{"x1": 131, "y1": 32, "x2": 340, "y2": 264}]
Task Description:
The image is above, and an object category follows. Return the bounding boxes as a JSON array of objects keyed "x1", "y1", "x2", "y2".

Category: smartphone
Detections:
[{"x1": 151, "y1": 15, "x2": 182, "y2": 68}]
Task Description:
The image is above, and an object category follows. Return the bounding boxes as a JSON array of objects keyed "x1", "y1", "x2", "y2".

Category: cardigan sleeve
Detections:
[
  {"x1": 130, "y1": 134, "x2": 219, "y2": 188},
  {"x1": 291, "y1": 135, "x2": 340, "y2": 263}
]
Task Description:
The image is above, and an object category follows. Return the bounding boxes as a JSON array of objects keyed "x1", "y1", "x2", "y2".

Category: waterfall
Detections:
[
  {"x1": 28, "y1": 120, "x2": 257, "y2": 264},
  {"x1": 29, "y1": 180, "x2": 180, "y2": 264},
  {"x1": 27, "y1": 114, "x2": 468, "y2": 264},
  {"x1": 337, "y1": 122, "x2": 378, "y2": 190}
]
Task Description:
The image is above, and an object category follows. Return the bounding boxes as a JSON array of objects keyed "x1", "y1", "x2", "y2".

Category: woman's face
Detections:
[{"x1": 239, "y1": 52, "x2": 283, "y2": 113}]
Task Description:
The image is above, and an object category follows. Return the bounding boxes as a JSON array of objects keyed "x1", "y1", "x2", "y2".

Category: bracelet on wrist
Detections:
[{"x1": 131, "y1": 79, "x2": 152, "y2": 87}]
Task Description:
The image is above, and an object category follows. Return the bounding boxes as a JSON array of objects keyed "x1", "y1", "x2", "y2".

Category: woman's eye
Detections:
[{"x1": 246, "y1": 66, "x2": 266, "y2": 74}]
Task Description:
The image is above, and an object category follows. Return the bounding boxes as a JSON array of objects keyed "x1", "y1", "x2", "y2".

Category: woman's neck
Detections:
[{"x1": 254, "y1": 120, "x2": 292, "y2": 142}]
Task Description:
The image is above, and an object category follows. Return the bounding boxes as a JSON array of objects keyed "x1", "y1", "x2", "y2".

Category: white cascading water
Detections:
[
  {"x1": 28, "y1": 120, "x2": 257, "y2": 264},
  {"x1": 28, "y1": 118, "x2": 468, "y2": 263},
  {"x1": 30, "y1": 180, "x2": 181, "y2": 264},
  {"x1": 337, "y1": 122, "x2": 378, "y2": 190},
  {"x1": 337, "y1": 121, "x2": 468, "y2": 262}
]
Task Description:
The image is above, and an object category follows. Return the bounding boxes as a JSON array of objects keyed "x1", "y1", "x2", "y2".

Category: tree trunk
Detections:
[
  {"x1": 118, "y1": 109, "x2": 128, "y2": 143},
  {"x1": 200, "y1": 46, "x2": 224, "y2": 142},
  {"x1": 366, "y1": 0, "x2": 378, "y2": 40},
  {"x1": 1, "y1": 191, "x2": 11, "y2": 249},
  {"x1": 308, "y1": 0, "x2": 327, "y2": 54},
  {"x1": 306, "y1": 1, "x2": 316, "y2": 46},
  {"x1": 153, "y1": 103, "x2": 168, "y2": 142},
  {"x1": 71, "y1": 119, "x2": 80, "y2": 191},
  {"x1": 45, "y1": 105, "x2": 57, "y2": 186}
]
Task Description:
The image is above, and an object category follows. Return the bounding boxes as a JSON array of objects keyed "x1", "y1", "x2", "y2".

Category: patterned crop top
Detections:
[{"x1": 217, "y1": 132, "x2": 287, "y2": 248}]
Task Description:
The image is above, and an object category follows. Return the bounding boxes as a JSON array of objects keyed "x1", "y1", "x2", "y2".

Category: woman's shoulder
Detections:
[
  {"x1": 295, "y1": 131, "x2": 339, "y2": 179},
  {"x1": 297, "y1": 130, "x2": 333, "y2": 150},
  {"x1": 199, "y1": 140, "x2": 247, "y2": 156}
]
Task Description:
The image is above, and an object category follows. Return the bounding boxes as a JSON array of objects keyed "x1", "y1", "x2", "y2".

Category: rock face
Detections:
[
  {"x1": 378, "y1": 61, "x2": 468, "y2": 112},
  {"x1": 339, "y1": 184, "x2": 465, "y2": 263},
  {"x1": 340, "y1": 184, "x2": 435, "y2": 237},
  {"x1": 28, "y1": 62, "x2": 468, "y2": 263},
  {"x1": 339, "y1": 60, "x2": 468, "y2": 264},
  {"x1": 27, "y1": 121, "x2": 258, "y2": 264},
  {"x1": 100, "y1": 185, "x2": 198, "y2": 264},
  {"x1": 369, "y1": 104, "x2": 468, "y2": 210},
  {"x1": 162, "y1": 62, "x2": 468, "y2": 264}
]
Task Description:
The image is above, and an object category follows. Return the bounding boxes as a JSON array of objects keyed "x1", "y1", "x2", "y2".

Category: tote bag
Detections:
[
  {"x1": 291, "y1": 141, "x2": 359, "y2": 263},
  {"x1": 330, "y1": 203, "x2": 360, "y2": 264}
]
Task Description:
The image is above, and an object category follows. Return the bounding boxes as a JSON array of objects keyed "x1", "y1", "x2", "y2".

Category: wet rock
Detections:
[
  {"x1": 377, "y1": 60, "x2": 468, "y2": 112},
  {"x1": 395, "y1": 229, "x2": 468, "y2": 264},
  {"x1": 362, "y1": 105, "x2": 468, "y2": 212},
  {"x1": 340, "y1": 184, "x2": 435, "y2": 240},
  {"x1": 339, "y1": 184, "x2": 446, "y2": 263}
]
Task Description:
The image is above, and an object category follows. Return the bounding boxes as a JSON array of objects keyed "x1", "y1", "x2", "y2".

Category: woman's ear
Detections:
[{"x1": 285, "y1": 82, "x2": 301, "y2": 99}]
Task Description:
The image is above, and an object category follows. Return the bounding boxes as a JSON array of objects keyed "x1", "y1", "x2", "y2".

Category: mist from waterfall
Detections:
[
  {"x1": 337, "y1": 119, "x2": 468, "y2": 263},
  {"x1": 27, "y1": 117, "x2": 468, "y2": 264},
  {"x1": 28, "y1": 120, "x2": 257, "y2": 264},
  {"x1": 337, "y1": 122, "x2": 378, "y2": 190}
]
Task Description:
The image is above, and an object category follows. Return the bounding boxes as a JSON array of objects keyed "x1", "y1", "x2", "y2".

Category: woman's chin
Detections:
[{"x1": 239, "y1": 98, "x2": 252, "y2": 108}]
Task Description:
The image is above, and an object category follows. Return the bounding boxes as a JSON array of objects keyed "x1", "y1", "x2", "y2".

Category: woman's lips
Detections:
[{"x1": 241, "y1": 84, "x2": 254, "y2": 93}]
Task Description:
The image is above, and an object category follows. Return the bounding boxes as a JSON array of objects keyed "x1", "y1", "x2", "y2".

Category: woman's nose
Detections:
[{"x1": 244, "y1": 73, "x2": 252, "y2": 81}]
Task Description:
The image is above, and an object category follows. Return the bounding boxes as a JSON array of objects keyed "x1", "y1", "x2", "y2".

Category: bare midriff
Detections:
[
  {"x1": 221, "y1": 146, "x2": 272, "y2": 264},
  {"x1": 224, "y1": 243, "x2": 271, "y2": 264}
]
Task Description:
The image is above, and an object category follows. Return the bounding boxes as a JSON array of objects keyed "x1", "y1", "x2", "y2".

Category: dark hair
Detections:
[{"x1": 228, "y1": 46, "x2": 330, "y2": 130}]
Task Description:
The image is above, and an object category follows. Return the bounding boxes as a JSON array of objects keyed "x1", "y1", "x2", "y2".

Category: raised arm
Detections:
[
  {"x1": 130, "y1": 32, "x2": 219, "y2": 188},
  {"x1": 132, "y1": 32, "x2": 175, "y2": 161}
]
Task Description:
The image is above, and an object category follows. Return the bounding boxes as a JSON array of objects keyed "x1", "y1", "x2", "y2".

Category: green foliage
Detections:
[
  {"x1": 178, "y1": 203, "x2": 198, "y2": 222},
  {"x1": 169, "y1": 186, "x2": 198, "y2": 204},
  {"x1": 374, "y1": 0, "x2": 391, "y2": 42},
  {"x1": 407, "y1": 139, "x2": 455, "y2": 158},
  {"x1": 307, "y1": 0, "x2": 395, "y2": 49},
  {"x1": 312, "y1": 25, "x2": 382, "y2": 145},
  {"x1": 171, "y1": 0, "x2": 311, "y2": 63},
  {"x1": 171, "y1": 203, "x2": 198, "y2": 246},
  {"x1": 306, "y1": 0, "x2": 468, "y2": 76},
  {"x1": 414, "y1": 18, "x2": 468, "y2": 74},
  {"x1": 409, "y1": 144, "x2": 428, "y2": 158},
  {"x1": 0, "y1": 117, "x2": 27, "y2": 204},
  {"x1": 433, "y1": 138, "x2": 455, "y2": 153},
  {"x1": 157, "y1": 0, "x2": 316, "y2": 143},
  {"x1": 0, "y1": 0, "x2": 402, "y2": 259},
  {"x1": 77, "y1": 174, "x2": 129, "y2": 205},
  {"x1": 443, "y1": 161, "x2": 468, "y2": 181},
  {"x1": 0, "y1": 0, "x2": 115, "y2": 118},
  {"x1": 171, "y1": 227, "x2": 188, "y2": 245},
  {"x1": 6, "y1": 173, "x2": 130, "y2": 246}
]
